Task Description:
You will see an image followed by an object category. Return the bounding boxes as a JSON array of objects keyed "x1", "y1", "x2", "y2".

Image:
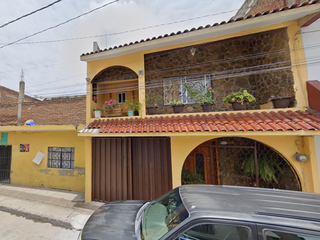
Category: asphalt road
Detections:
[{"x1": 0, "y1": 211, "x2": 80, "y2": 240}]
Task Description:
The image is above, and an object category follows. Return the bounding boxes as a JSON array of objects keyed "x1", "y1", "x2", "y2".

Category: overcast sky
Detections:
[{"x1": 0, "y1": 0, "x2": 243, "y2": 98}]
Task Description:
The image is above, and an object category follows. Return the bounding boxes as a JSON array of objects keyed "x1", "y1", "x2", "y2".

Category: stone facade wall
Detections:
[{"x1": 145, "y1": 28, "x2": 295, "y2": 114}]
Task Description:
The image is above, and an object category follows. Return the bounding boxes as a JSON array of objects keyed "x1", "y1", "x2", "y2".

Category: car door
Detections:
[
  {"x1": 257, "y1": 224, "x2": 320, "y2": 240},
  {"x1": 161, "y1": 219, "x2": 258, "y2": 240}
]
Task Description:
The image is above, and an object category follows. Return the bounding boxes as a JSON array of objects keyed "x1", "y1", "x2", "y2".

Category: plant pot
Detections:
[
  {"x1": 201, "y1": 103, "x2": 212, "y2": 112},
  {"x1": 172, "y1": 105, "x2": 184, "y2": 113},
  {"x1": 231, "y1": 102, "x2": 247, "y2": 110},
  {"x1": 134, "y1": 110, "x2": 139, "y2": 116},
  {"x1": 271, "y1": 96, "x2": 291, "y2": 108},
  {"x1": 146, "y1": 106, "x2": 158, "y2": 115},
  {"x1": 128, "y1": 110, "x2": 134, "y2": 116},
  {"x1": 94, "y1": 111, "x2": 101, "y2": 118}
]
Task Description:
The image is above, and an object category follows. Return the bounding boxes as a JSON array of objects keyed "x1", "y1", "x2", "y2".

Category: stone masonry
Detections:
[{"x1": 144, "y1": 28, "x2": 295, "y2": 114}]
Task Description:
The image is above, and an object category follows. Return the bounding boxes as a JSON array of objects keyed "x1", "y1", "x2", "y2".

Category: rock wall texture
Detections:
[{"x1": 144, "y1": 28, "x2": 295, "y2": 114}]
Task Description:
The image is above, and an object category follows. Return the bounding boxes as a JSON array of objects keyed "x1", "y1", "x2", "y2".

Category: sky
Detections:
[{"x1": 0, "y1": 0, "x2": 243, "y2": 99}]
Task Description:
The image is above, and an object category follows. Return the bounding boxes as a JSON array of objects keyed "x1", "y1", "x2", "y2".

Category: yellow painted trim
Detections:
[
  {"x1": 0, "y1": 125, "x2": 79, "y2": 132},
  {"x1": 304, "y1": 137, "x2": 320, "y2": 193},
  {"x1": 85, "y1": 137, "x2": 92, "y2": 202},
  {"x1": 287, "y1": 23, "x2": 309, "y2": 108},
  {"x1": 78, "y1": 130, "x2": 320, "y2": 138}
]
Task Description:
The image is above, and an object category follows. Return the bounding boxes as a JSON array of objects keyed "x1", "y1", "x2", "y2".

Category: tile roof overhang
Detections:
[
  {"x1": 78, "y1": 110, "x2": 320, "y2": 137},
  {"x1": 80, "y1": 1, "x2": 320, "y2": 62}
]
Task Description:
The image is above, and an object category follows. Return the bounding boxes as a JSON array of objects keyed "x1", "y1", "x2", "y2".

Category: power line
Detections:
[
  {"x1": 0, "y1": 0, "x2": 119, "y2": 50},
  {"x1": 0, "y1": 0, "x2": 63, "y2": 29},
  {"x1": 0, "y1": 0, "x2": 289, "y2": 45}
]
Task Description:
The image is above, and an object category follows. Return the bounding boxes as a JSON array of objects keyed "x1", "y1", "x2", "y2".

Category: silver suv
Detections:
[{"x1": 80, "y1": 185, "x2": 320, "y2": 240}]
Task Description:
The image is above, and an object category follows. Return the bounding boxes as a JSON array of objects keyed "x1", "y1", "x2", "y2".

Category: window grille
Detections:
[
  {"x1": 47, "y1": 147, "x2": 74, "y2": 169},
  {"x1": 163, "y1": 74, "x2": 212, "y2": 105}
]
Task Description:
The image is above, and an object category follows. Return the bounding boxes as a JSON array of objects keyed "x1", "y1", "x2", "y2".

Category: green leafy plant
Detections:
[
  {"x1": 93, "y1": 107, "x2": 103, "y2": 111},
  {"x1": 181, "y1": 169, "x2": 205, "y2": 185},
  {"x1": 241, "y1": 155, "x2": 282, "y2": 183},
  {"x1": 223, "y1": 90, "x2": 256, "y2": 104},
  {"x1": 183, "y1": 81, "x2": 215, "y2": 106},
  {"x1": 125, "y1": 100, "x2": 142, "y2": 112},
  {"x1": 169, "y1": 101, "x2": 185, "y2": 106},
  {"x1": 145, "y1": 90, "x2": 161, "y2": 106}
]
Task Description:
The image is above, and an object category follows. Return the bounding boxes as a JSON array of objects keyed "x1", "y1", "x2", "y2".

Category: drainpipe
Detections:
[{"x1": 17, "y1": 69, "x2": 25, "y2": 126}]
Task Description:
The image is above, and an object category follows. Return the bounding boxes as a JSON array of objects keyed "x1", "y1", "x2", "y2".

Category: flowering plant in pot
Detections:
[
  {"x1": 103, "y1": 99, "x2": 119, "y2": 114},
  {"x1": 184, "y1": 82, "x2": 215, "y2": 112},
  {"x1": 223, "y1": 90, "x2": 256, "y2": 110},
  {"x1": 169, "y1": 101, "x2": 185, "y2": 113},
  {"x1": 93, "y1": 107, "x2": 103, "y2": 118}
]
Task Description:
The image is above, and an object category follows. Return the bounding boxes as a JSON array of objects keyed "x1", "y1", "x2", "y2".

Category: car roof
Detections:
[{"x1": 179, "y1": 185, "x2": 320, "y2": 231}]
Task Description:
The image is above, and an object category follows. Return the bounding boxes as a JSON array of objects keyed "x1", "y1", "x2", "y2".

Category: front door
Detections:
[
  {"x1": 183, "y1": 141, "x2": 219, "y2": 185},
  {"x1": 0, "y1": 146, "x2": 12, "y2": 183}
]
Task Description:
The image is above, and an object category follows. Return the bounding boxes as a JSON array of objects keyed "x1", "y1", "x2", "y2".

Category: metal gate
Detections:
[
  {"x1": 92, "y1": 137, "x2": 172, "y2": 202},
  {"x1": 0, "y1": 146, "x2": 12, "y2": 183}
]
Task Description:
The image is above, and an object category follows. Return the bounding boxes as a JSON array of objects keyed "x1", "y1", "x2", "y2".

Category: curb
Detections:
[{"x1": 0, "y1": 205, "x2": 74, "y2": 230}]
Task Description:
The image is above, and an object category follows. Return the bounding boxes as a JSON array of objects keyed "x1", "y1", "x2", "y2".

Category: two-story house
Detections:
[{"x1": 79, "y1": 1, "x2": 320, "y2": 203}]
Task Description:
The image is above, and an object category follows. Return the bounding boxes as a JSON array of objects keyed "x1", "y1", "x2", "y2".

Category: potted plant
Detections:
[
  {"x1": 145, "y1": 90, "x2": 161, "y2": 115},
  {"x1": 93, "y1": 108, "x2": 103, "y2": 118},
  {"x1": 184, "y1": 82, "x2": 215, "y2": 112},
  {"x1": 223, "y1": 90, "x2": 256, "y2": 110},
  {"x1": 125, "y1": 100, "x2": 135, "y2": 116},
  {"x1": 103, "y1": 99, "x2": 122, "y2": 116},
  {"x1": 271, "y1": 95, "x2": 292, "y2": 108},
  {"x1": 133, "y1": 100, "x2": 142, "y2": 116},
  {"x1": 169, "y1": 101, "x2": 185, "y2": 113},
  {"x1": 125, "y1": 100, "x2": 141, "y2": 116}
]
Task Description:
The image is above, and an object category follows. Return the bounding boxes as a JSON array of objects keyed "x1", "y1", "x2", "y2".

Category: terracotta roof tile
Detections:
[
  {"x1": 81, "y1": 1, "x2": 320, "y2": 57},
  {"x1": 82, "y1": 110, "x2": 320, "y2": 134}
]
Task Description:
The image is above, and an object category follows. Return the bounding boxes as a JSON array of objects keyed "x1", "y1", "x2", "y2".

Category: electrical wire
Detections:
[
  {"x1": 0, "y1": 0, "x2": 287, "y2": 45},
  {"x1": 0, "y1": 0, "x2": 119, "y2": 50},
  {"x1": 0, "y1": 0, "x2": 63, "y2": 29}
]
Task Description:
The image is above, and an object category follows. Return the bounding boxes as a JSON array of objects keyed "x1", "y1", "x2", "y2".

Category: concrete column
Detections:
[{"x1": 17, "y1": 70, "x2": 25, "y2": 126}]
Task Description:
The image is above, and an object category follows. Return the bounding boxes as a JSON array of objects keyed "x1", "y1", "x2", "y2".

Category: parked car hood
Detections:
[{"x1": 81, "y1": 200, "x2": 146, "y2": 240}]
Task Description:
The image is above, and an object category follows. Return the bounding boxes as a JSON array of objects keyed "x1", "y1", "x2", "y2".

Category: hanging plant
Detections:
[{"x1": 241, "y1": 155, "x2": 282, "y2": 183}]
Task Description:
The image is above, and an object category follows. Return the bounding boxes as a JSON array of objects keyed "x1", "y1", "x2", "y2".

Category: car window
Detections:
[
  {"x1": 264, "y1": 230, "x2": 320, "y2": 240},
  {"x1": 176, "y1": 223, "x2": 251, "y2": 240},
  {"x1": 141, "y1": 188, "x2": 189, "y2": 240}
]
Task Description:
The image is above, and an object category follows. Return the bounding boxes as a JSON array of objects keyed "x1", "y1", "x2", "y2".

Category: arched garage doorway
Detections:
[{"x1": 182, "y1": 137, "x2": 301, "y2": 191}]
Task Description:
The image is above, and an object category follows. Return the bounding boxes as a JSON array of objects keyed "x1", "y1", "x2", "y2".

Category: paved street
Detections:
[
  {"x1": 0, "y1": 211, "x2": 79, "y2": 240},
  {"x1": 0, "y1": 184, "x2": 104, "y2": 240}
]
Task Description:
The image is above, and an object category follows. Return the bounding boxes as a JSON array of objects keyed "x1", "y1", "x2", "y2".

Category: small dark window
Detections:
[
  {"x1": 118, "y1": 92, "x2": 126, "y2": 103},
  {"x1": 47, "y1": 147, "x2": 74, "y2": 169},
  {"x1": 195, "y1": 153, "x2": 205, "y2": 182}
]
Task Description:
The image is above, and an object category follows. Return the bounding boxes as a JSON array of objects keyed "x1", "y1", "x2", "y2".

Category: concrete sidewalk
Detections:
[{"x1": 0, "y1": 184, "x2": 104, "y2": 230}]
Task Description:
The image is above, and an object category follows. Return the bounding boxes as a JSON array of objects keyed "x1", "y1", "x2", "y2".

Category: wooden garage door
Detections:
[
  {"x1": 92, "y1": 137, "x2": 172, "y2": 202},
  {"x1": 132, "y1": 138, "x2": 172, "y2": 200}
]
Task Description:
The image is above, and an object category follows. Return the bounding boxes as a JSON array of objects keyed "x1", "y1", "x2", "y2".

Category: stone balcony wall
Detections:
[{"x1": 145, "y1": 28, "x2": 295, "y2": 114}]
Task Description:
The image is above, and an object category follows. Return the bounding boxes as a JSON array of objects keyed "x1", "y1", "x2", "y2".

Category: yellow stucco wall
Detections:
[
  {"x1": 6, "y1": 130, "x2": 85, "y2": 192},
  {"x1": 171, "y1": 135, "x2": 320, "y2": 193}
]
